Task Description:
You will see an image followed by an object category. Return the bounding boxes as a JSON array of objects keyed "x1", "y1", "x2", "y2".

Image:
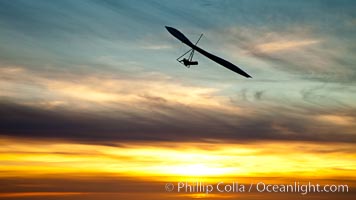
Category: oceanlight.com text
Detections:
[{"x1": 165, "y1": 181, "x2": 349, "y2": 195}]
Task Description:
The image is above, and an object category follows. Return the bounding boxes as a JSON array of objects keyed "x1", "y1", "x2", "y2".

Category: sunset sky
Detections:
[{"x1": 0, "y1": 0, "x2": 355, "y2": 199}]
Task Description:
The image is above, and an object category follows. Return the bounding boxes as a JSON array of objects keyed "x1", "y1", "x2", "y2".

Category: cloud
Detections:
[
  {"x1": 1, "y1": 96, "x2": 356, "y2": 143},
  {"x1": 255, "y1": 39, "x2": 320, "y2": 53},
  {"x1": 212, "y1": 25, "x2": 356, "y2": 83},
  {"x1": 141, "y1": 44, "x2": 172, "y2": 50},
  {"x1": 0, "y1": 65, "x2": 232, "y2": 111},
  {"x1": 1, "y1": 64, "x2": 356, "y2": 143},
  {"x1": 317, "y1": 114, "x2": 355, "y2": 126}
]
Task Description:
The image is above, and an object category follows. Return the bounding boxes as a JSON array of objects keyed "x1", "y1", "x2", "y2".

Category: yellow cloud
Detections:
[
  {"x1": 256, "y1": 40, "x2": 320, "y2": 53},
  {"x1": 49, "y1": 83, "x2": 121, "y2": 102},
  {"x1": 317, "y1": 114, "x2": 355, "y2": 126},
  {"x1": 0, "y1": 65, "x2": 240, "y2": 113}
]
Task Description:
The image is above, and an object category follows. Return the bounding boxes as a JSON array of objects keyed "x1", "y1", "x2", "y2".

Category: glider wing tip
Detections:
[{"x1": 242, "y1": 73, "x2": 252, "y2": 78}]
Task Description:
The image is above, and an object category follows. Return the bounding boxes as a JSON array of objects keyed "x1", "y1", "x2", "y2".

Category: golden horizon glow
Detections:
[
  {"x1": 0, "y1": 192, "x2": 85, "y2": 198},
  {"x1": 0, "y1": 137, "x2": 355, "y2": 181}
]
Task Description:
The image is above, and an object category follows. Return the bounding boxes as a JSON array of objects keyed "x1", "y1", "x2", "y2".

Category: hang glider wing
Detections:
[{"x1": 166, "y1": 26, "x2": 252, "y2": 78}]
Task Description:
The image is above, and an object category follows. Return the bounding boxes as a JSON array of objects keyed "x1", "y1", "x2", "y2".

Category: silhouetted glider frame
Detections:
[
  {"x1": 166, "y1": 26, "x2": 252, "y2": 78},
  {"x1": 176, "y1": 33, "x2": 203, "y2": 68}
]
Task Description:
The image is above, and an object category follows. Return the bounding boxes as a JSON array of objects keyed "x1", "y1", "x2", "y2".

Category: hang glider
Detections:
[{"x1": 165, "y1": 26, "x2": 252, "y2": 78}]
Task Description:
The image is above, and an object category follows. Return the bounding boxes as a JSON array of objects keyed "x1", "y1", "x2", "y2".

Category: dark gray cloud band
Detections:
[{"x1": 1, "y1": 100, "x2": 355, "y2": 143}]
